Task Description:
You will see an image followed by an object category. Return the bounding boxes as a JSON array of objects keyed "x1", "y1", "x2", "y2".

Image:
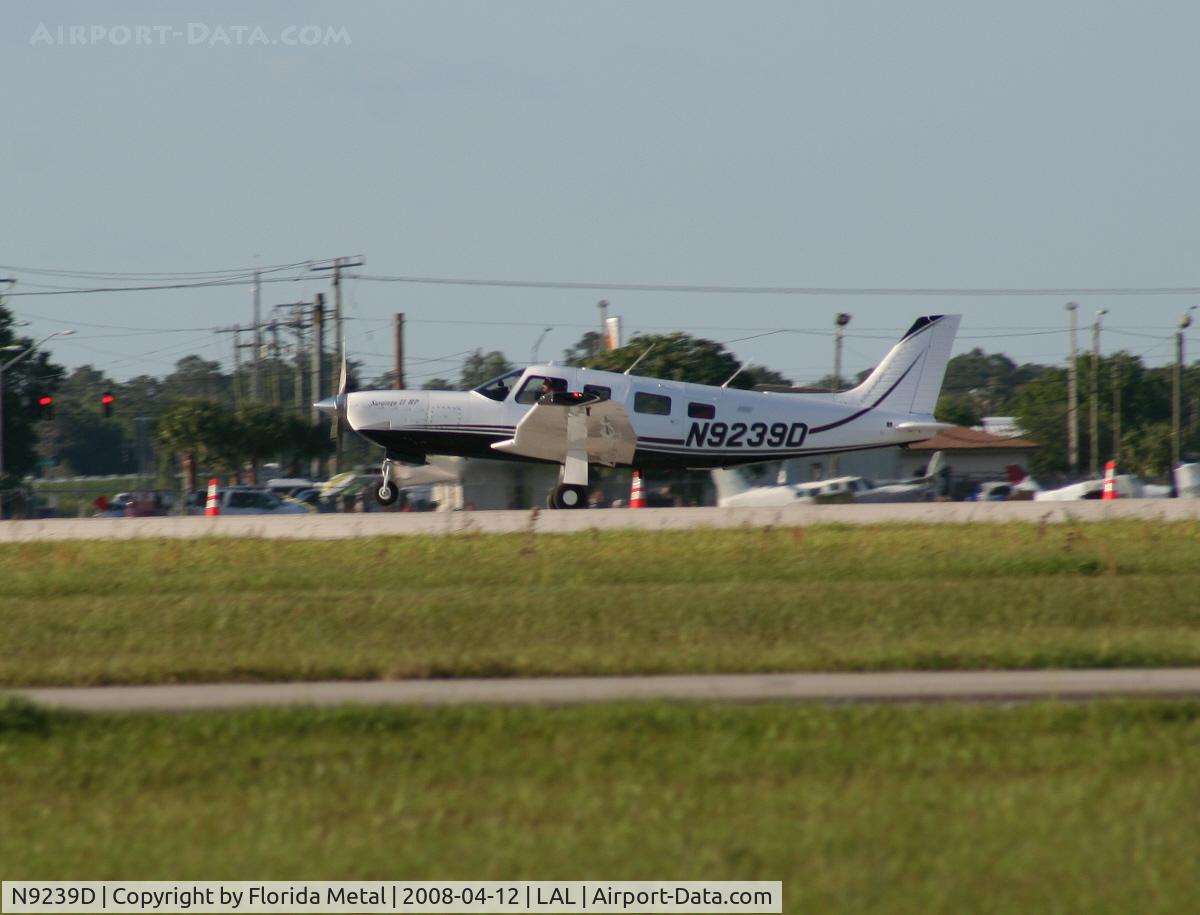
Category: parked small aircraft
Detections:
[
  {"x1": 712, "y1": 452, "x2": 946, "y2": 507},
  {"x1": 316, "y1": 314, "x2": 961, "y2": 508}
]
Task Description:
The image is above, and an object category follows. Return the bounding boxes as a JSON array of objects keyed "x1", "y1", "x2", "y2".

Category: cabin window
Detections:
[
  {"x1": 473, "y1": 369, "x2": 523, "y2": 402},
  {"x1": 687, "y1": 402, "x2": 715, "y2": 419},
  {"x1": 584, "y1": 384, "x2": 612, "y2": 400},
  {"x1": 516, "y1": 375, "x2": 568, "y2": 405},
  {"x1": 634, "y1": 391, "x2": 672, "y2": 416}
]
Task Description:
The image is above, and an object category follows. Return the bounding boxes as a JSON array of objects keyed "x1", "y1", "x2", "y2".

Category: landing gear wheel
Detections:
[
  {"x1": 550, "y1": 483, "x2": 588, "y2": 509},
  {"x1": 375, "y1": 483, "x2": 398, "y2": 506}
]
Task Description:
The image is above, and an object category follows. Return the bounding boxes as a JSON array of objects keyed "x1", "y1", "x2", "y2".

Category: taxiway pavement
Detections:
[
  {"x1": 15, "y1": 668, "x2": 1200, "y2": 712},
  {"x1": 4, "y1": 499, "x2": 1200, "y2": 542}
]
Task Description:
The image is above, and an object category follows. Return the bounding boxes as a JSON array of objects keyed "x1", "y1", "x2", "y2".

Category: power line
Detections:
[
  {"x1": 4, "y1": 275, "x2": 312, "y2": 296},
  {"x1": 8, "y1": 267, "x2": 1200, "y2": 299},
  {"x1": 351, "y1": 273, "x2": 1200, "y2": 297},
  {"x1": 0, "y1": 259, "x2": 313, "y2": 280}
]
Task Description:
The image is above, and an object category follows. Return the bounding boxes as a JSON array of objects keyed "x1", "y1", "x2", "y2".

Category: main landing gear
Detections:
[
  {"x1": 375, "y1": 457, "x2": 399, "y2": 506},
  {"x1": 547, "y1": 407, "x2": 592, "y2": 509},
  {"x1": 548, "y1": 483, "x2": 588, "y2": 509}
]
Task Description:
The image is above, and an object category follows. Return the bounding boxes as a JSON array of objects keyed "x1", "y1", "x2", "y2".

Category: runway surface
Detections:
[
  {"x1": 4, "y1": 499, "x2": 1200, "y2": 541},
  {"x1": 16, "y1": 669, "x2": 1200, "y2": 712}
]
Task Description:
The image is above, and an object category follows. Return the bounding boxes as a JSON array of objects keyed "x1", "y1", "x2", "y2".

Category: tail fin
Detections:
[{"x1": 841, "y1": 315, "x2": 960, "y2": 416}]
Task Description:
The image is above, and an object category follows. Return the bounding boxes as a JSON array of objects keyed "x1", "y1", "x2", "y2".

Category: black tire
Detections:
[
  {"x1": 375, "y1": 483, "x2": 399, "y2": 506},
  {"x1": 550, "y1": 484, "x2": 588, "y2": 509}
]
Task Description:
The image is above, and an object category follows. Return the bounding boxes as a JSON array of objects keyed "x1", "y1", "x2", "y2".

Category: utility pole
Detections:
[
  {"x1": 286, "y1": 303, "x2": 309, "y2": 411},
  {"x1": 1065, "y1": 302, "x2": 1079, "y2": 476},
  {"x1": 215, "y1": 325, "x2": 248, "y2": 408},
  {"x1": 251, "y1": 271, "x2": 262, "y2": 401},
  {"x1": 1174, "y1": 306, "x2": 1197, "y2": 468},
  {"x1": 394, "y1": 313, "x2": 405, "y2": 389},
  {"x1": 1112, "y1": 354, "x2": 1121, "y2": 460},
  {"x1": 310, "y1": 256, "x2": 365, "y2": 366},
  {"x1": 309, "y1": 294, "x2": 325, "y2": 480},
  {"x1": 270, "y1": 320, "x2": 282, "y2": 406},
  {"x1": 270, "y1": 301, "x2": 312, "y2": 410},
  {"x1": 234, "y1": 327, "x2": 243, "y2": 408},
  {"x1": 1090, "y1": 309, "x2": 1107, "y2": 477}
]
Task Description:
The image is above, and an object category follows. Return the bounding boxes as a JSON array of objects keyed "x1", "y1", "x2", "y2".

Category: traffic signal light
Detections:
[
  {"x1": 36, "y1": 394, "x2": 54, "y2": 419},
  {"x1": 101, "y1": 391, "x2": 115, "y2": 417}
]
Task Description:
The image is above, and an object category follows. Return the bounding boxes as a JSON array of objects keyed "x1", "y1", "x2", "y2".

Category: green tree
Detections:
[
  {"x1": 422, "y1": 377, "x2": 454, "y2": 391},
  {"x1": 562, "y1": 331, "x2": 606, "y2": 366},
  {"x1": 811, "y1": 369, "x2": 871, "y2": 392},
  {"x1": 232, "y1": 402, "x2": 293, "y2": 483},
  {"x1": 740, "y1": 364, "x2": 793, "y2": 388},
  {"x1": 36, "y1": 364, "x2": 132, "y2": 476},
  {"x1": 161, "y1": 356, "x2": 230, "y2": 402},
  {"x1": 935, "y1": 394, "x2": 982, "y2": 428},
  {"x1": 1012, "y1": 353, "x2": 1179, "y2": 477},
  {"x1": 1, "y1": 307, "x2": 66, "y2": 496},
  {"x1": 460, "y1": 350, "x2": 512, "y2": 390},
  {"x1": 155, "y1": 398, "x2": 239, "y2": 490},
  {"x1": 580, "y1": 333, "x2": 735, "y2": 387},
  {"x1": 1122, "y1": 422, "x2": 1173, "y2": 478},
  {"x1": 562, "y1": 329, "x2": 792, "y2": 388},
  {"x1": 942, "y1": 348, "x2": 1043, "y2": 416}
]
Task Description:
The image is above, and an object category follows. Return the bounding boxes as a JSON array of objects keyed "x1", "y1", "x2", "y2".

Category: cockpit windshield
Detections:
[{"x1": 473, "y1": 369, "x2": 524, "y2": 402}]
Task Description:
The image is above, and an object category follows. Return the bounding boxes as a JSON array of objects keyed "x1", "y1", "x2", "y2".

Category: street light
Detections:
[
  {"x1": 531, "y1": 327, "x2": 553, "y2": 365},
  {"x1": 0, "y1": 329, "x2": 76, "y2": 493},
  {"x1": 1089, "y1": 309, "x2": 1107, "y2": 477},
  {"x1": 833, "y1": 313, "x2": 852, "y2": 392},
  {"x1": 1173, "y1": 306, "x2": 1199, "y2": 468},
  {"x1": 831, "y1": 313, "x2": 852, "y2": 476},
  {"x1": 1065, "y1": 302, "x2": 1079, "y2": 476}
]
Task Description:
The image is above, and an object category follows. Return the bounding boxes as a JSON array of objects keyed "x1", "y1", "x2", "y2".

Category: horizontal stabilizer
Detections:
[{"x1": 894, "y1": 421, "x2": 952, "y2": 441}]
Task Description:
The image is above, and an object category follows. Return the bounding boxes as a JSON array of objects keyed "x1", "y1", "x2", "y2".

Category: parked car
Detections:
[{"x1": 186, "y1": 486, "x2": 310, "y2": 515}]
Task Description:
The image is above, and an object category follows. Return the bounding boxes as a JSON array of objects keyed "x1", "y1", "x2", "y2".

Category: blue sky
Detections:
[{"x1": 3, "y1": 1, "x2": 1200, "y2": 385}]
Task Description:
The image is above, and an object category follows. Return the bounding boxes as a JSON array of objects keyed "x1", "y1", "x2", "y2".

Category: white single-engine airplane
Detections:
[{"x1": 316, "y1": 314, "x2": 961, "y2": 508}]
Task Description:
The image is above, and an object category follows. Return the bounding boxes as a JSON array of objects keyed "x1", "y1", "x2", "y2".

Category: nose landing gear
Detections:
[{"x1": 375, "y1": 457, "x2": 399, "y2": 506}]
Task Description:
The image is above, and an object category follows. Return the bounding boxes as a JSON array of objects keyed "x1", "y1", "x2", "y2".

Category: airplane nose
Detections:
[{"x1": 314, "y1": 395, "x2": 339, "y2": 416}]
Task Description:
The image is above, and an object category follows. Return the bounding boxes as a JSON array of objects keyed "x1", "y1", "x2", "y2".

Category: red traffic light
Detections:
[
  {"x1": 100, "y1": 392, "x2": 115, "y2": 405},
  {"x1": 37, "y1": 395, "x2": 53, "y2": 407}
]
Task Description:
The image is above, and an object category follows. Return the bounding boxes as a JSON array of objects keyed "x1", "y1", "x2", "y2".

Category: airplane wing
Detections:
[{"x1": 491, "y1": 397, "x2": 637, "y2": 467}]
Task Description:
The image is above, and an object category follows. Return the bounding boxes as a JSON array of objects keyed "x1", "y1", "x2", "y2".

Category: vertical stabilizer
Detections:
[{"x1": 841, "y1": 315, "x2": 960, "y2": 416}]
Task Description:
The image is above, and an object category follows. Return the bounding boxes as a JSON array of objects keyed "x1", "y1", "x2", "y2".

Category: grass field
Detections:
[
  {"x1": 2, "y1": 698, "x2": 1199, "y2": 913},
  {"x1": 3, "y1": 521, "x2": 1200, "y2": 686}
]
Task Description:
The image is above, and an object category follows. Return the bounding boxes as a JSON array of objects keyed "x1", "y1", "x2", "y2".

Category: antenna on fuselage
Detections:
[
  {"x1": 623, "y1": 343, "x2": 656, "y2": 375},
  {"x1": 720, "y1": 365, "x2": 746, "y2": 389}
]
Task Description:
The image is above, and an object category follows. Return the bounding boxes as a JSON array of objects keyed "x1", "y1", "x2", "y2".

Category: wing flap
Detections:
[{"x1": 492, "y1": 400, "x2": 636, "y2": 466}]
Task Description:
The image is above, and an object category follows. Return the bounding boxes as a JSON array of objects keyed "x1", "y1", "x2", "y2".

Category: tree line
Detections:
[{"x1": 5, "y1": 299, "x2": 1198, "y2": 490}]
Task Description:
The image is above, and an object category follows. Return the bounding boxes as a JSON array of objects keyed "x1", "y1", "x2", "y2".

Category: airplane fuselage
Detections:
[{"x1": 346, "y1": 364, "x2": 940, "y2": 470}]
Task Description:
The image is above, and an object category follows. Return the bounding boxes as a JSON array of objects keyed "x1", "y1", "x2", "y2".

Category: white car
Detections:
[{"x1": 188, "y1": 487, "x2": 310, "y2": 515}]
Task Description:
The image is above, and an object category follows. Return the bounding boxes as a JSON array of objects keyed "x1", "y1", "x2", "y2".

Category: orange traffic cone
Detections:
[
  {"x1": 630, "y1": 470, "x2": 646, "y2": 508},
  {"x1": 205, "y1": 478, "x2": 221, "y2": 516},
  {"x1": 1102, "y1": 460, "x2": 1119, "y2": 500}
]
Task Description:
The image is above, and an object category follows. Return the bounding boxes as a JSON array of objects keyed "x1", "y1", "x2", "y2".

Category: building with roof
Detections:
[{"x1": 897, "y1": 425, "x2": 1040, "y2": 484}]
